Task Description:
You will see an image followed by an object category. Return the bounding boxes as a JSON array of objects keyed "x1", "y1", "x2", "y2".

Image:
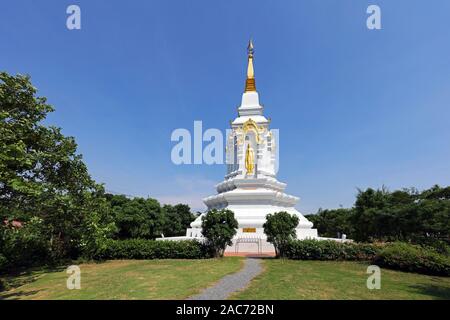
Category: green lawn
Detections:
[
  {"x1": 231, "y1": 259, "x2": 450, "y2": 300},
  {"x1": 2, "y1": 258, "x2": 449, "y2": 300},
  {"x1": 0, "y1": 258, "x2": 243, "y2": 300}
]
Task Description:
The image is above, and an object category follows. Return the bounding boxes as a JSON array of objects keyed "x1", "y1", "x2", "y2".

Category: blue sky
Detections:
[{"x1": 1, "y1": 0, "x2": 450, "y2": 213}]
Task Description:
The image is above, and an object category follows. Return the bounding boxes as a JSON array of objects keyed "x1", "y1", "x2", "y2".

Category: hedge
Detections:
[
  {"x1": 283, "y1": 240, "x2": 450, "y2": 276},
  {"x1": 93, "y1": 239, "x2": 211, "y2": 260},
  {"x1": 373, "y1": 242, "x2": 450, "y2": 276},
  {"x1": 284, "y1": 239, "x2": 381, "y2": 261}
]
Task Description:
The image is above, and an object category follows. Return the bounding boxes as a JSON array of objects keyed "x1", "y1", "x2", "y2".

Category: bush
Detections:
[
  {"x1": 92, "y1": 239, "x2": 211, "y2": 260},
  {"x1": 201, "y1": 209, "x2": 238, "y2": 258},
  {"x1": 374, "y1": 242, "x2": 450, "y2": 276},
  {"x1": 415, "y1": 238, "x2": 450, "y2": 256},
  {"x1": 0, "y1": 278, "x2": 5, "y2": 292},
  {"x1": 0, "y1": 254, "x2": 8, "y2": 291},
  {"x1": 0, "y1": 219, "x2": 51, "y2": 271},
  {"x1": 263, "y1": 211, "x2": 299, "y2": 257},
  {"x1": 284, "y1": 239, "x2": 381, "y2": 261},
  {"x1": 0, "y1": 254, "x2": 7, "y2": 273},
  {"x1": 280, "y1": 240, "x2": 450, "y2": 276}
]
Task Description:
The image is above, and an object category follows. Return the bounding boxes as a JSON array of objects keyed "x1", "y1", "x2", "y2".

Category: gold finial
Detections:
[
  {"x1": 247, "y1": 39, "x2": 254, "y2": 55},
  {"x1": 245, "y1": 39, "x2": 256, "y2": 92}
]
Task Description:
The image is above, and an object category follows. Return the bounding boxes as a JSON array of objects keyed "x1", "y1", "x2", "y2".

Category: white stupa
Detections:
[{"x1": 185, "y1": 41, "x2": 318, "y2": 253}]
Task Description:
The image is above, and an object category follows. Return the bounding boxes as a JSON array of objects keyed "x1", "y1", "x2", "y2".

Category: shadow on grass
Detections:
[
  {"x1": 0, "y1": 265, "x2": 66, "y2": 294},
  {"x1": 408, "y1": 283, "x2": 450, "y2": 300},
  {"x1": 0, "y1": 289, "x2": 43, "y2": 300}
]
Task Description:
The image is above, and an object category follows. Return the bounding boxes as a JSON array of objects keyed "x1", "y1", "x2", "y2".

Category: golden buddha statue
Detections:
[{"x1": 245, "y1": 143, "x2": 255, "y2": 174}]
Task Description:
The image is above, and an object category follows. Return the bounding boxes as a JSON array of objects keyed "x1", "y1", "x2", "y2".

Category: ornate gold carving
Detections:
[
  {"x1": 243, "y1": 118, "x2": 258, "y2": 133},
  {"x1": 232, "y1": 119, "x2": 267, "y2": 146},
  {"x1": 242, "y1": 118, "x2": 265, "y2": 143}
]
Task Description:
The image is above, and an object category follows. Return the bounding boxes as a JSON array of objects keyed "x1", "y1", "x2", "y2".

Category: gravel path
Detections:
[{"x1": 188, "y1": 258, "x2": 263, "y2": 300}]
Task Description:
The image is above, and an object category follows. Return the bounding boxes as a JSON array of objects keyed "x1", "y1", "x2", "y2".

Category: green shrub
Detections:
[
  {"x1": 374, "y1": 242, "x2": 450, "y2": 276},
  {"x1": 284, "y1": 240, "x2": 450, "y2": 276},
  {"x1": 0, "y1": 254, "x2": 8, "y2": 273},
  {"x1": 0, "y1": 278, "x2": 6, "y2": 292},
  {"x1": 0, "y1": 219, "x2": 51, "y2": 271},
  {"x1": 201, "y1": 209, "x2": 238, "y2": 258},
  {"x1": 93, "y1": 239, "x2": 211, "y2": 260},
  {"x1": 263, "y1": 211, "x2": 299, "y2": 257},
  {"x1": 416, "y1": 239, "x2": 450, "y2": 256},
  {"x1": 285, "y1": 239, "x2": 381, "y2": 261}
]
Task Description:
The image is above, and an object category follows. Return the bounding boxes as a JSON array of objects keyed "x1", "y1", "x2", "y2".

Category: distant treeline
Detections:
[
  {"x1": 105, "y1": 194, "x2": 196, "y2": 239},
  {"x1": 305, "y1": 185, "x2": 450, "y2": 248}
]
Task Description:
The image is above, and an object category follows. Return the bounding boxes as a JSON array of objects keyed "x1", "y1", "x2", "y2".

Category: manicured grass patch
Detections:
[
  {"x1": 231, "y1": 260, "x2": 450, "y2": 300},
  {"x1": 0, "y1": 258, "x2": 243, "y2": 300}
]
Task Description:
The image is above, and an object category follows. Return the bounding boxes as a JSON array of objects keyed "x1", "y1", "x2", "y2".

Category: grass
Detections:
[
  {"x1": 0, "y1": 258, "x2": 243, "y2": 300},
  {"x1": 2, "y1": 258, "x2": 449, "y2": 300},
  {"x1": 231, "y1": 259, "x2": 450, "y2": 300}
]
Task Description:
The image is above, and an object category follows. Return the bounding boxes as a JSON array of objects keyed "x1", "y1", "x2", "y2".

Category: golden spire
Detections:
[{"x1": 245, "y1": 39, "x2": 256, "y2": 92}]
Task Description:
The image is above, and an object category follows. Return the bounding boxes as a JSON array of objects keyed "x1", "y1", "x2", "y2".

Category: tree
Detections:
[
  {"x1": 162, "y1": 204, "x2": 196, "y2": 237},
  {"x1": 305, "y1": 208, "x2": 355, "y2": 239},
  {"x1": 109, "y1": 196, "x2": 164, "y2": 239},
  {"x1": 347, "y1": 186, "x2": 449, "y2": 244},
  {"x1": 201, "y1": 209, "x2": 238, "y2": 257},
  {"x1": 263, "y1": 211, "x2": 299, "y2": 257},
  {"x1": 105, "y1": 194, "x2": 196, "y2": 239},
  {"x1": 0, "y1": 72, "x2": 115, "y2": 265}
]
